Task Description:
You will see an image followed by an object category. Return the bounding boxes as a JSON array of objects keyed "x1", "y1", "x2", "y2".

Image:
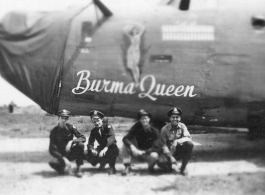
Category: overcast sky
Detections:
[
  {"x1": 0, "y1": 76, "x2": 36, "y2": 106},
  {"x1": 0, "y1": 0, "x2": 90, "y2": 106}
]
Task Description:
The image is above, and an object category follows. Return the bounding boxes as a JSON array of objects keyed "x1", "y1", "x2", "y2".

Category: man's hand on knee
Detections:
[
  {"x1": 91, "y1": 149, "x2": 98, "y2": 156},
  {"x1": 99, "y1": 147, "x2": 108, "y2": 157},
  {"x1": 130, "y1": 145, "x2": 145, "y2": 157},
  {"x1": 170, "y1": 156, "x2": 177, "y2": 164}
]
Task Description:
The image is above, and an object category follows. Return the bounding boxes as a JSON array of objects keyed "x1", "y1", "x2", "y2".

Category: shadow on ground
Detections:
[
  {"x1": 152, "y1": 172, "x2": 265, "y2": 194},
  {"x1": 1, "y1": 133, "x2": 265, "y2": 170},
  {"x1": 33, "y1": 163, "x2": 183, "y2": 179},
  {"x1": 34, "y1": 170, "x2": 60, "y2": 178}
]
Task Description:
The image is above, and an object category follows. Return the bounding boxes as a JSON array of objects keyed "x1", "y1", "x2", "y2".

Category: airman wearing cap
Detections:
[
  {"x1": 48, "y1": 109, "x2": 86, "y2": 178},
  {"x1": 86, "y1": 110, "x2": 119, "y2": 175},
  {"x1": 158, "y1": 107, "x2": 194, "y2": 176},
  {"x1": 90, "y1": 110, "x2": 105, "y2": 119},
  {"x1": 121, "y1": 109, "x2": 160, "y2": 175},
  {"x1": 167, "y1": 107, "x2": 182, "y2": 117}
]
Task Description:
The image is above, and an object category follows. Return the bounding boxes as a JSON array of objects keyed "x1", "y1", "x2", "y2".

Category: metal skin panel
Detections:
[
  {"x1": 1, "y1": 0, "x2": 265, "y2": 129},
  {"x1": 59, "y1": 0, "x2": 265, "y2": 127}
]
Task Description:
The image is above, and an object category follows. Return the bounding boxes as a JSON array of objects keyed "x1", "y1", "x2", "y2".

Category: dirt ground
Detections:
[{"x1": 0, "y1": 129, "x2": 265, "y2": 195}]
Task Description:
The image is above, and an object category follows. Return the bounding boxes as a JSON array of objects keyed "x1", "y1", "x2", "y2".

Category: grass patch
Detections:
[{"x1": 0, "y1": 112, "x2": 135, "y2": 138}]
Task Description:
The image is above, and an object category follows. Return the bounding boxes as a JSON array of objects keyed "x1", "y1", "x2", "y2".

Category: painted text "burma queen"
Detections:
[{"x1": 72, "y1": 70, "x2": 197, "y2": 101}]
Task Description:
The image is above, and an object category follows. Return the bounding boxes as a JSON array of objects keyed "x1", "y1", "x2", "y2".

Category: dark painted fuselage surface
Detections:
[
  {"x1": 1, "y1": 0, "x2": 265, "y2": 128},
  {"x1": 59, "y1": 0, "x2": 265, "y2": 127}
]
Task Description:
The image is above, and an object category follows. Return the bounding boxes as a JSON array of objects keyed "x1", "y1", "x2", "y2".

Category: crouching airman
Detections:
[
  {"x1": 86, "y1": 110, "x2": 119, "y2": 174},
  {"x1": 48, "y1": 109, "x2": 86, "y2": 178},
  {"x1": 157, "y1": 107, "x2": 194, "y2": 176},
  {"x1": 121, "y1": 109, "x2": 160, "y2": 175}
]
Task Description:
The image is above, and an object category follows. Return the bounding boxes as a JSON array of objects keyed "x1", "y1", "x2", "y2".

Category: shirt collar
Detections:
[
  {"x1": 58, "y1": 124, "x2": 68, "y2": 130},
  {"x1": 170, "y1": 123, "x2": 181, "y2": 131},
  {"x1": 143, "y1": 125, "x2": 151, "y2": 131},
  {"x1": 98, "y1": 126, "x2": 104, "y2": 131}
]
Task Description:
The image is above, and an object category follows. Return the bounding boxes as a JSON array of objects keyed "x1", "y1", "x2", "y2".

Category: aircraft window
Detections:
[
  {"x1": 179, "y1": 0, "x2": 190, "y2": 10},
  {"x1": 164, "y1": 0, "x2": 217, "y2": 10},
  {"x1": 81, "y1": 22, "x2": 93, "y2": 43},
  {"x1": 252, "y1": 16, "x2": 265, "y2": 30},
  {"x1": 79, "y1": 3, "x2": 104, "y2": 43},
  {"x1": 162, "y1": 0, "x2": 190, "y2": 10},
  {"x1": 150, "y1": 55, "x2": 172, "y2": 63}
]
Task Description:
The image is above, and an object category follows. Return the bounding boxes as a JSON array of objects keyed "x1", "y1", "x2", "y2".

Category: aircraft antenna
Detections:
[
  {"x1": 94, "y1": 2, "x2": 99, "y2": 22},
  {"x1": 93, "y1": 0, "x2": 112, "y2": 17}
]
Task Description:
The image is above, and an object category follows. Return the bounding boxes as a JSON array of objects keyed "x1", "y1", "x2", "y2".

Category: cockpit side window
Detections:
[
  {"x1": 165, "y1": 0, "x2": 218, "y2": 11},
  {"x1": 179, "y1": 0, "x2": 190, "y2": 10},
  {"x1": 80, "y1": 3, "x2": 104, "y2": 43}
]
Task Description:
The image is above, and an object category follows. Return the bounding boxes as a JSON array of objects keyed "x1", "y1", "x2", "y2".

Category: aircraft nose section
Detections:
[{"x1": 0, "y1": 6, "x2": 89, "y2": 114}]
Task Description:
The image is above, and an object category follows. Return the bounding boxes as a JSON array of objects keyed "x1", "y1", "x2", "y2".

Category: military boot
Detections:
[
  {"x1": 98, "y1": 161, "x2": 107, "y2": 171},
  {"x1": 121, "y1": 165, "x2": 131, "y2": 176},
  {"x1": 75, "y1": 166, "x2": 83, "y2": 178},
  {"x1": 108, "y1": 166, "x2": 116, "y2": 175},
  {"x1": 49, "y1": 161, "x2": 65, "y2": 175}
]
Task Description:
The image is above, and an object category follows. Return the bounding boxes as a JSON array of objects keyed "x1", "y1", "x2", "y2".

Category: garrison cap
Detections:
[
  {"x1": 90, "y1": 110, "x2": 104, "y2": 119},
  {"x1": 58, "y1": 109, "x2": 70, "y2": 117},
  {"x1": 137, "y1": 109, "x2": 151, "y2": 120},
  {"x1": 167, "y1": 107, "x2": 182, "y2": 117}
]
